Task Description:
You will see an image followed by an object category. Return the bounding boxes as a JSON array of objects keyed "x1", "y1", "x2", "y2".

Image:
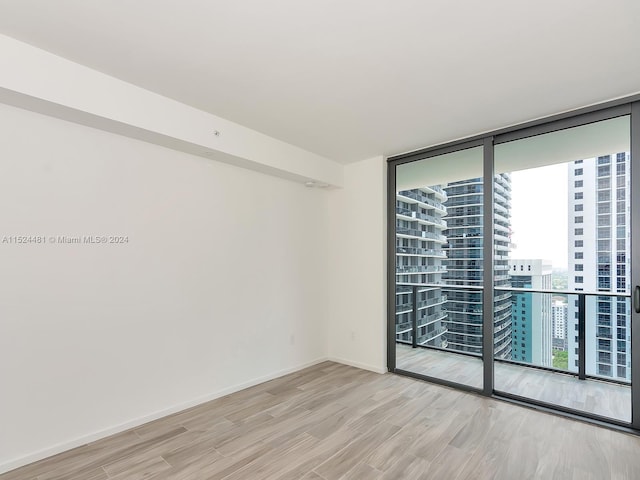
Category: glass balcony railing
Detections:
[
  {"x1": 396, "y1": 295, "x2": 447, "y2": 313},
  {"x1": 396, "y1": 265, "x2": 447, "y2": 274},
  {"x1": 396, "y1": 246, "x2": 447, "y2": 257},
  {"x1": 396, "y1": 207, "x2": 448, "y2": 227},
  {"x1": 397, "y1": 190, "x2": 447, "y2": 210},
  {"x1": 396, "y1": 226, "x2": 447, "y2": 242},
  {"x1": 499, "y1": 288, "x2": 631, "y2": 385},
  {"x1": 394, "y1": 285, "x2": 632, "y2": 387}
]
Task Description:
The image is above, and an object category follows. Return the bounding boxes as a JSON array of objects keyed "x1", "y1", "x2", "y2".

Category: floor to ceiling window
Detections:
[
  {"x1": 387, "y1": 97, "x2": 640, "y2": 430},
  {"x1": 493, "y1": 116, "x2": 631, "y2": 423},
  {"x1": 394, "y1": 146, "x2": 484, "y2": 389}
]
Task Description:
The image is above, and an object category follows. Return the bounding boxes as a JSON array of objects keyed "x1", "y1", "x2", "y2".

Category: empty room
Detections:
[{"x1": 1, "y1": 1, "x2": 640, "y2": 479}]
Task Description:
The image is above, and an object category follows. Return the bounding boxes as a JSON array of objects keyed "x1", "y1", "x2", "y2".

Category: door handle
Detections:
[{"x1": 635, "y1": 286, "x2": 640, "y2": 314}]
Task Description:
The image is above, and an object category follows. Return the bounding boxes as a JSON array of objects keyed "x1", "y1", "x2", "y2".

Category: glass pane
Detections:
[
  {"x1": 493, "y1": 116, "x2": 631, "y2": 422},
  {"x1": 586, "y1": 295, "x2": 631, "y2": 383},
  {"x1": 394, "y1": 146, "x2": 483, "y2": 389}
]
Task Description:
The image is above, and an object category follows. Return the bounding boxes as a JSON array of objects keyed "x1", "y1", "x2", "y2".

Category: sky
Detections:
[{"x1": 509, "y1": 163, "x2": 568, "y2": 270}]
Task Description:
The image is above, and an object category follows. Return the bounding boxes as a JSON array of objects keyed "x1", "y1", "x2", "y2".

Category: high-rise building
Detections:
[
  {"x1": 395, "y1": 186, "x2": 449, "y2": 347},
  {"x1": 567, "y1": 153, "x2": 631, "y2": 381},
  {"x1": 509, "y1": 259, "x2": 553, "y2": 366},
  {"x1": 552, "y1": 299, "x2": 568, "y2": 351},
  {"x1": 442, "y1": 174, "x2": 513, "y2": 359}
]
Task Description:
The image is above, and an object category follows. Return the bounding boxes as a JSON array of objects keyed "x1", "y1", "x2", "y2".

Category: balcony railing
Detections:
[
  {"x1": 396, "y1": 227, "x2": 447, "y2": 242},
  {"x1": 396, "y1": 295, "x2": 447, "y2": 313},
  {"x1": 429, "y1": 185, "x2": 447, "y2": 197},
  {"x1": 396, "y1": 246, "x2": 447, "y2": 257},
  {"x1": 396, "y1": 207, "x2": 448, "y2": 228},
  {"x1": 396, "y1": 265, "x2": 447, "y2": 274},
  {"x1": 395, "y1": 284, "x2": 632, "y2": 386},
  {"x1": 397, "y1": 190, "x2": 447, "y2": 210}
]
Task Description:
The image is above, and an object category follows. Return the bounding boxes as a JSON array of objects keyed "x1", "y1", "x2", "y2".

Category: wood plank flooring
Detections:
[
  {"x1": 2, "y1": 361, "x2": 640, "y2": 480},
  {"x1": 396, "y1": 344, "x2": 631, "y2": 422}
]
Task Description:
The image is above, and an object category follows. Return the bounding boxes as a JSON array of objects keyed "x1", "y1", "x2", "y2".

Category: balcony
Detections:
[
  {"x1": 428, "y1": 184, "x2": 447, "y2": 199},
  {"x1": 396, "y1": 265, "x2": 447, "y2": 274},
  {"x1": 396, "y1": 207, "x2": 448, "y2": 227},
  {"x1": 394, "y1": 287, "x2": 632, "y2": 423},
  {"x1": 397, "y1": 190, "x2": 446, "y2": 212},
  {"x1": 396, "y1": 246, "x2": 447, "y2": 257},
  {"x1": 396, "y1": 295, "x2": 447, "y2": 313},
  {"x1": 396, "y1": 226, "x2": 447, "y2": 242}
]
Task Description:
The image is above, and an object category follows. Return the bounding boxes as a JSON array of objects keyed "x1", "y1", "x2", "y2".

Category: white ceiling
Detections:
[{"x1": 0, "y1": 0, "x2": 639, "y2": 164}]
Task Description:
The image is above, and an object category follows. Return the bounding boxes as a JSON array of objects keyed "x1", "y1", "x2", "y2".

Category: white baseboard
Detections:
[
  {"x1": 0, "y1": 356, "x2": 328, "y2": 475},
  {"x1": 328, "y1": 356, "x2": 387, "y2": 374}
]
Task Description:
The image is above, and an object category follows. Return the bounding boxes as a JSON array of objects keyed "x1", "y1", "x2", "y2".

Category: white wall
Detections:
[
  {"x1": 327, "y1": 156, "x2": 387, "y2": 373},
  {"x1": 0, "y1": 103, "x2": 330, "y2": 472}
]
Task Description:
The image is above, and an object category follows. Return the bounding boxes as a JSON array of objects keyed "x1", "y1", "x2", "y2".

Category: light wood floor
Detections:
[
  {"x1": 397, "y1": 344, "x2": 631, "y2": 422},
  {"x1": 2, "y1": 361, "x2": 640, "y2": 480}
]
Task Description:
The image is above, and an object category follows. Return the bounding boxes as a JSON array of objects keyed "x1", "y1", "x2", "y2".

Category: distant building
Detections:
[
  {"x1": 443, "y1": 175, "x2": 513, "y2": 359},
  {"x1": 394, "y1": 174, "x2": 513, "y2": 359},
  {"x1": 567, "y1": 153, "x2": 631, "y2": 381},
  {"x1": 395, "y1": 186, "x2": 448, "y2": 347},
  {"x1": 552, "y1": 299, "x2": 568, "y2": 351},
  {"x1": 509, "y1": 259, "x2": 553, "y2": 366}
]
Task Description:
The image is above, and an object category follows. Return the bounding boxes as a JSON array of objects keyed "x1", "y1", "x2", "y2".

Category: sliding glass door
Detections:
[
  {"x1": 493, "y1": 116, "x2": 632, "y2": 423},
  {"x1": 387, "y1": 98, "x2": 640, "y2": 430},
  {"x1": 393, "y1": 145, "x2": 484, "y2": 389}
]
